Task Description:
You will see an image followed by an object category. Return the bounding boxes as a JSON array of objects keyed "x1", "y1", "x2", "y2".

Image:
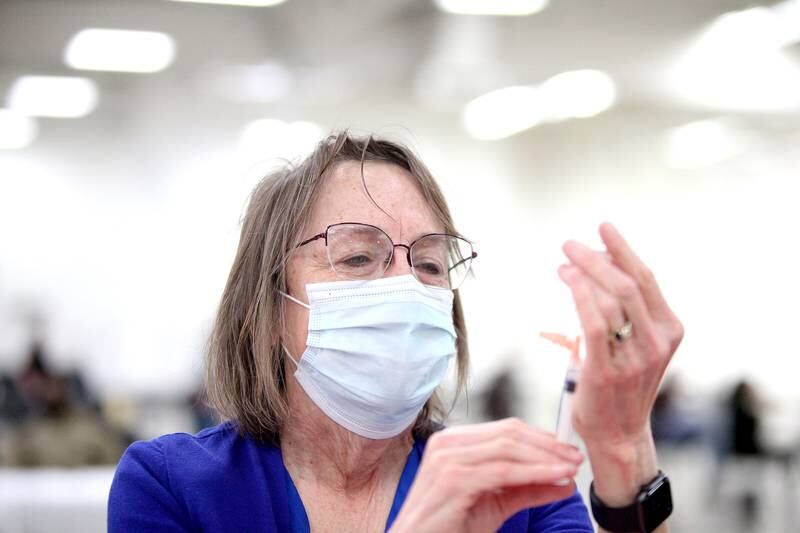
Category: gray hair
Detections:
[{"x1": 205, "y1": 131, "x2": 470, "y2": 443}]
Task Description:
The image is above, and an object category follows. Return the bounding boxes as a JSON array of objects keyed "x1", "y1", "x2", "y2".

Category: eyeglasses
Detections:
[{"x1": 296, "y1": 222, "x2": 477, "y2": 289}]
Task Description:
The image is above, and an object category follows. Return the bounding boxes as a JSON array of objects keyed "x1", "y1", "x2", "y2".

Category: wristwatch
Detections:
[{"x1": 589, "y1": 471, "x2": 672, "y2": 533}]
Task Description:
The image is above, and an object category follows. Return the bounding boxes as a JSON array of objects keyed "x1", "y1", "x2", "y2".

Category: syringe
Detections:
[
  {"x1": 540, "y1": 332, "x2": 582, "y2": 486},
  {"x1": 539, "y1": 333, "x2": 582, "y2": 444}
]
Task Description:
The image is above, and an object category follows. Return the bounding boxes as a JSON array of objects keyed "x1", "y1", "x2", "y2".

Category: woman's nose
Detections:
[{"x1": 383, "y1": 245, "x2": 413, "y2": 277}]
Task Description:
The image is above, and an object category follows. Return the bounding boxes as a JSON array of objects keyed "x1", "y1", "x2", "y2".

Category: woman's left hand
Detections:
[{"x1": 558, "y1": 222, "x2": 684, "y2": 505}]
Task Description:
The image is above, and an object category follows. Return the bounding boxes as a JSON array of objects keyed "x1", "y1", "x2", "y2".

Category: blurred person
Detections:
[
  {"x1": 14, "y1": 339, "x2": 53, "y2": 418},
  {"x1": 1, "y1": 330, "x2": 131, "y2": 467},
  {"x1": 650, "y1": 376, "x2": 703, "y2": 445},
  {"x1": 481, "y1": 365, "x2": 521, "y2": 421},
  {"x1": 0, "y1": 373, "x2": 27, "y2": 464},
  {"x1": 0, "y1": 373, "x2": 27, "y2": 423},
  {"x1": 6, "y1": 388, "x2": 130, "y2": 467},
  {"x1": 729, "y1": 381, "x2": 762, "y2": 458},
  {"x1": 724, "y1": 380, "x2": 767, "y2": 527},
  {"x1": 109, "y1": 132, "x2": 683, "y2": 532},
  {"x1": 187, "y1": 387, "x2": 216, "y2": 432}
]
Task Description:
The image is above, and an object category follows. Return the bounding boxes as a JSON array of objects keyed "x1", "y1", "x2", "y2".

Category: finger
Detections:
[
  {"x1": 557, "y1": 264, "x2": 613, "y2": 377},
  {"x1": 562, "y1": 266, "x2": 669, "y2": 396},
  {"x1": 495, "y1": 480, "x2": 577, "y2": 518},
  {"x1": 571, "y1": 335, "x2": 581, "y2": 364},
  {"x1": 589, "y1": 281, "x2": 627, "y2": 332},
  {"x1": 470, "y1": 461, "x2": 579, "y2": 492},
  {"x1": 590, "y1": 280, "x2": 652, "y2": 364},
  {"x1": 429, "y1": 434, "x2": 584, "y2": 469},
  {"x1": 598, "y1": 222, "x2": 672, "y2": 322},
  {"x1": 562, "y1": 241, "x2": 653, "y2": 333},
  {"x1": 565, "y1": 264, "x2": 652, "y2": 359},
  {"x1": 428, "y1": 419, "x2": 581, "y2": 459}
]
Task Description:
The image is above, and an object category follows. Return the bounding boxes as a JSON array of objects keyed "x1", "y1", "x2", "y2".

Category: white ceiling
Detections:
[
  {"x1": 1, "y1": 0, "x2": 783, "y2": 120},
  {"x1": 3, "y1": 0, "x2": 798, "y2": 178}
]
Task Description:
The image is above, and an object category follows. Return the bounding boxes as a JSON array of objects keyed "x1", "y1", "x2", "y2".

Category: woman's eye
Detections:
[
  {"x1": 416, "y1": 261, "x2": 444, "y2": 276},
  {"x1": 340, "y1": 254, "x2": 374, "y2": 268}
]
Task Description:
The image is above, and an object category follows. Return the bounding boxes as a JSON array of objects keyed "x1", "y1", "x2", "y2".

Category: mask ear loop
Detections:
[
  {"x1": 279, "y1": 290, "x2": 309, "y2": 368},
  {"x1": 280, "y1": 290, "x2": 310, "y2": 310},
  {"x1": 282, "y1": 345, "x2": 299, "y2": 368}
]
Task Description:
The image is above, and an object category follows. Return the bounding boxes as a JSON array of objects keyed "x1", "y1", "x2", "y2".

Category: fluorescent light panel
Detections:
[
  {"x1": 462, "y1": 86, "x2": 541, "y2": 140},
  {"x1": 670, "y1": 7, "x2": 800, "y2": 111},
  {"x1": 6, "y1": 76, "x2": 98, "y2": 118},
  {"x1": 435, "y1": 0, "x2": 548, "y2": 16},
  {"x1": 65, "y1": 29, "x2": 175, "y2": 73},
  {"x1": 771, "y1": 0, "x2": 800, "y2": 47},
  {"x1": 0, "y1": 109, "x2": 38, "y2": 149},
  {"x1": 538, "y1": 70, "x2": 616, "y2": 121},
  {"x1": 663, "y1": 119, "x2": 744, "y2": 170},
  {"x1": 462, "y1": 70, "x2": 616, "y2": 140}
]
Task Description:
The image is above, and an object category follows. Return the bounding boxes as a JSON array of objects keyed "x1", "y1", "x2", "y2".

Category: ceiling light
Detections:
[
  {"x1": 462, "y1": 86, "x2": 541, "y2": 140},
  {"x1": 771, "y1": 0, "x2": 800, "y2": 47},
  {"x1": 168, "y1": 0, "x2": 287, "y2": 6},
  {"x1": 537, "y1": 69, "x2": 616, "y2": 121},
  {"x1": 462, "y1": 70, "x2": 616, "y2": 140},
  {"x1": 434, "y1": 0, "x2": 548, "y2": 16},
  {"x1": 0, "y1": 109, "x2": 38, "y2": 150},
  {"x1": 64, "y1": 29, "x2": 175, "y2": 73},
  {"x1": 671, "y1": 7, "x2": 800, "y2": 111},
  {"x1": 663, "y1": 119, "x2": 745, "y2": 170},
  {"x1": 6, "y1": 76, "x2": 98, "y2": 118}
]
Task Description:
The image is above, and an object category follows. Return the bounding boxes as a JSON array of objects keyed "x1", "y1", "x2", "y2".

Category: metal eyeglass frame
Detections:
[{"x1": 295, "y1": 221, "x2": 477, "y2": 282}]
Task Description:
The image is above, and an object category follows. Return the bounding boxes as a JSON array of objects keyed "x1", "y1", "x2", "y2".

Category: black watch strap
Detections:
[{"x1": 590, "y1": 471, "x2": 672, "y2": 533}]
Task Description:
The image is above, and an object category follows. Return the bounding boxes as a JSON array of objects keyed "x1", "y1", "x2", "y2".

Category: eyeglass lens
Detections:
[{"x1": 325, "y1": 223, "x2": 473, "y2": 289}]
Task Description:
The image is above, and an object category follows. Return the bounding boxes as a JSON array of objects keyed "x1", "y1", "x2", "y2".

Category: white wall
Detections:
[{"x1": 1, "y1": 100, "x2": 798, "y2": 437}]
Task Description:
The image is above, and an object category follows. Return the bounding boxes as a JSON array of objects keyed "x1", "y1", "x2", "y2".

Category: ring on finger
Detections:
[{"x1": 609, "y1": 321, "x2": 634, "y2": 343}]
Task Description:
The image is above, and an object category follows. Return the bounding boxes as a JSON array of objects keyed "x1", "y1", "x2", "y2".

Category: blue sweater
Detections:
[{"x1": 108, "y1": 422, "x2": 592, "y2": 532}]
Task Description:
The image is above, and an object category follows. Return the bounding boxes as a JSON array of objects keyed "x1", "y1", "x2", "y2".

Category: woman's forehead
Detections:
[{"x1": 309, "y1": 161, "x2": 444, "y2": 239}]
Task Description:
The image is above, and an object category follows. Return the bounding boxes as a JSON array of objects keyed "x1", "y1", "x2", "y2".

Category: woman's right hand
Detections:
[{"x1": 389, "y1": 418, "x2": 584, "y2": 533}]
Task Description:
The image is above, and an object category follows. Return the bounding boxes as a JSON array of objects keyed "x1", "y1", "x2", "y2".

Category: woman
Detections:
[{"x1": 108, "y1": 132, "x2": 683, "y2": 532}]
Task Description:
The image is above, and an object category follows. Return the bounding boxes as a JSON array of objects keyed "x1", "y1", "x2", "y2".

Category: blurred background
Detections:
[{"x1": 1, "y1": 0, "x2": 799, "y2": 531}]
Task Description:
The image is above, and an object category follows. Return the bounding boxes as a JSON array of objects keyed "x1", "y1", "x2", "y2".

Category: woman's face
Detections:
[{"x1": 282, "y1": 160, "x2": 444, "y2": 362}]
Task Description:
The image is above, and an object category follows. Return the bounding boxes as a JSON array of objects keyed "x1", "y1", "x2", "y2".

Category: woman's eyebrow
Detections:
[{"x1": 407, "y1": 228, "x2": 449, "y2": 242}]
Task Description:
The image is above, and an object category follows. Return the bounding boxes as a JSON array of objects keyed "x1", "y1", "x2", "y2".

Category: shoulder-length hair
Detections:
[{"x1": 205, "y1": 131, "x2": 469, "y2": 443}]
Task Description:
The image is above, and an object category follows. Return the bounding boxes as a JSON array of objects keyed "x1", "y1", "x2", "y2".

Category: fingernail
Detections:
[
  {"x1": 559, "y1": 463, "x2": 577, "y2": 474},
  {"x1": 553, "y1": 478, "x2": 571, "y2": 486}
]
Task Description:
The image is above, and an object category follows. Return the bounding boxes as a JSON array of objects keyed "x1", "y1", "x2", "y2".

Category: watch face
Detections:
[{"x1": 641, "y1": 477, "x2": 673, "y2": 531}]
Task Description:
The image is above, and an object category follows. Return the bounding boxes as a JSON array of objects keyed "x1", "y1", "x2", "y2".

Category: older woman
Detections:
[{"x1": 108, "y1": 132, "x2": 683, "y2": 532}]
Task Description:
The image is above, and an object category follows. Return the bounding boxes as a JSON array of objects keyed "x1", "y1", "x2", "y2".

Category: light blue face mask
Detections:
[{"x1": 281, "y1": 274, "x2": 457, "y2": 440}]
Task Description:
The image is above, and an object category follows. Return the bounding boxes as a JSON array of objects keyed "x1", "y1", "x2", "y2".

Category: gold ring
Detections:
[{"x1": 610, "y1": 321, "x2": 633, "y2": 342}]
